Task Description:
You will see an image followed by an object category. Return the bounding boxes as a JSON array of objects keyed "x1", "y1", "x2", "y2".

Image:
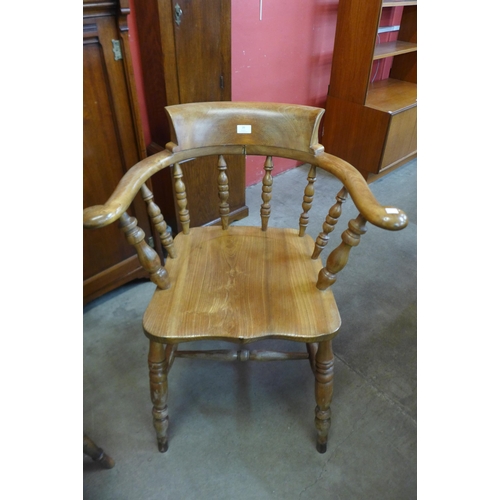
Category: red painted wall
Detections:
[{"x1": 231, "y1": 0, "x2": 338, "y2": 185}]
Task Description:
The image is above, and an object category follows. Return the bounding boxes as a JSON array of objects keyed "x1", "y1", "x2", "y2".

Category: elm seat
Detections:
[
  {"x1": 142, "y1": 226, "x2": 341, "y2": 343},
  {"x1": 83, "y1": 101, "x2": 408, "y2": 455}
]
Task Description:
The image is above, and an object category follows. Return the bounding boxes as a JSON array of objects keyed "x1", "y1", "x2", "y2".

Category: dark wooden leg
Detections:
[
  {"x1": 148, "y1": 340, "x2": 169, "y2": 452},
  {"x1": 306, "y1": 342, "x2": 318, "y2": 374},
  {"x1": 83, "y1": 434, "x2": 115, "y2": 469},
  {"x1": 314, "y1": 340, "x2": 334, "y2": 453},
  {"x1": 165, "y1": 343, "x2": 178, "y2": 374}
]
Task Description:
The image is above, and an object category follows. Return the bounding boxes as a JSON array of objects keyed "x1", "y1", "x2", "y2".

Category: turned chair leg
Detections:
[
  {"x1": 148, "y1": 340, "x2": 169, "y2": 452},
  {"x1": 306, "y1": 342, "x2": 318, "y2": 374},
  {"x1": 314, "y1": 339, "x2": 334, "y2": 453},
  {"x1": 83, "y1": 434, "x2": 115, "y2": 469}
]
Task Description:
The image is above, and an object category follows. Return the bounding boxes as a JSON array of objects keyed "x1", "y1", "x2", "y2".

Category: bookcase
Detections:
[{"x1": 322, "y1": 0, "x2": 417, "y2": 180}]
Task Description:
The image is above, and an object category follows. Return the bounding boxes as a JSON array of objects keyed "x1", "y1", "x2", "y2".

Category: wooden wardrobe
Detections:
[{"x1": 83, "y1": 0, "x2": 154, "y2": 304}]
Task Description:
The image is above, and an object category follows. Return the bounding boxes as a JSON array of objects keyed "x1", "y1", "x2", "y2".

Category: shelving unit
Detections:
[
  {"x1": 373, "y1": 40, "x2": 416, "y2": 60},
  {"x1": 322, "y1": 0, "x2": 417, "y2": 180}
]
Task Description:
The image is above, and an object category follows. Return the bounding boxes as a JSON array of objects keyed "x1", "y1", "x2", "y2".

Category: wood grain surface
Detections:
[{"x1": 143, "y1": 226, "x2": 341, "y2": 343}]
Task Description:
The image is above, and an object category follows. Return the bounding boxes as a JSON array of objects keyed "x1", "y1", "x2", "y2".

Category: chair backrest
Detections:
[
  {"x1": 83, "y1": 102, "x2": 408, "y2": 292},
  {"x1": 165, "y1": 101, "x2": 325, "y2": 157},
  {"x1": 165, "y1": 102, "x2": 323, "y2": 235}
]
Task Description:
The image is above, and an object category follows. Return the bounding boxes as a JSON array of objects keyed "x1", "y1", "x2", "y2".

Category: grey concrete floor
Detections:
[{"x1": 83, "y1": 159, "x2": 417, "y2": 499}]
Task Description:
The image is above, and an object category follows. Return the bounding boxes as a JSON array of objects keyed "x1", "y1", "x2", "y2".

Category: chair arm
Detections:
[
  {"x1": 83, "y1": 145, "x2": 408, "y2": 233},
  {"x1": 83, "y1": 145, "x2": 245, "y2": 229},
  {"x1": 83, "y1": 150, "x2": 175, "y2": 229},
  {"x1": 316, "y1": 153, "x2": 408, "y2": 231}
]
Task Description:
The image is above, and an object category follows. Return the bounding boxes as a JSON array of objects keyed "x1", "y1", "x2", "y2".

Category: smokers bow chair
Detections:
[{"x1": 83, "y1": 102, "x2": 407, "y2": 454}]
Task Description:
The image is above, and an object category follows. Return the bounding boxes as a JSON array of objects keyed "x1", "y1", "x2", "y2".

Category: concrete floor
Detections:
[{"x1": 83, "y1": 159, "x2": 417, "y2": 499}]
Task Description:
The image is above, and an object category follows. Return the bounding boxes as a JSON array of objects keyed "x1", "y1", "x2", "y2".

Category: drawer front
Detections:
[{"x1": 380, "y1": 105, "x2": 417, "y2": 170}]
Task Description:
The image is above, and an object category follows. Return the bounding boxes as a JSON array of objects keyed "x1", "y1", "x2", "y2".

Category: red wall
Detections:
[
  {"x1": 128, "y1": 0, "x2": 339, "y2": 186},
  {"x1": 231, "y1": 0, "x2": 338, "y2": 185}
]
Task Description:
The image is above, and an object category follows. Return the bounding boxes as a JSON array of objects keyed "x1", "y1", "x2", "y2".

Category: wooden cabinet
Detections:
[
  {"x1": 83, "y1": 0, "x2": 154, "y2": 304},
  {"x1": 134, "y1": 0, "x2": 248, "y2": 234},
  {"x1": 322, "y1": 0, "x2": 417, "y2": 180}
]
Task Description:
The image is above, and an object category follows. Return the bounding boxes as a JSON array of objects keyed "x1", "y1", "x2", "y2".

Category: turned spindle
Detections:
[
  {"x1": 218, "y1": 155, "x2": 230, "y2": 230},
  {"x1": 312, "y1": 186, "x2": 348, "y2": 259},
  {"x1": 260, "y1": 156, "x2": 274, "y2": 231},
  {"x1": 306, "y1": 342, "x2": 318, "y2": 374},
  {"x1": 299, "y1": 164, "x2": 317, "y2": 237},
  {"x1": 165, "y1": 343, "x2": 178, "y2": 375},
  {"x1": 174, "y1": 349, "x2": 309, "y2": 362},
  {"x1": 314, "y1": 340, "x2": 334, "y2": 453},
  {"x1": 141, "y1": 184, "x2": 176, "y2": 258},
  {"x1": 316, "y1": 214, "x2": 367, "y2": 290},
  {"x1": 173, "y1": 162, "x2": 190, "y2": 234},
  {"x1": 119, "y1": 212, "x2": 170, "y2": 289},
  {"x1": 148, "y1": 341, "x2": 169, "y2": 452}
]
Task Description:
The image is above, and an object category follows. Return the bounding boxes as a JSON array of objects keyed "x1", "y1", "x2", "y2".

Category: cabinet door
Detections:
[
  {"x1": 168, "y1": 0, "x2": 231, "y2": 104},
  {"x1": 83, "y1": 14, "x2": 152, "y2": 304},
  {"x1": 170, "y1": 0, "x2": 247, "y2": 228},
  {"x1": 380, "y1": 106, "x2": 417, "y2": 171}
]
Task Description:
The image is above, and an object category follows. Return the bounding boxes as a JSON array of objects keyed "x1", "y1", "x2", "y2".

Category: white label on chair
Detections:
[
  {"x1": 385, "y1": 208, "x2": 399, "y2": 214},
  {"x1": 237, "y1": 125, "x2": 252, "y2": 134}
]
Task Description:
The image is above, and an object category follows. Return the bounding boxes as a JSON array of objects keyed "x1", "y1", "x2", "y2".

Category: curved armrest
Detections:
[
  {"x1": 83, "y1": 150, "x2": 175, "y2": 229},
  {"x1": 83, "y1": 144, "x2": 408, "y2": 233},
  {"x1": 316, "y1": 153, "x2": 408, "y2": 231}
]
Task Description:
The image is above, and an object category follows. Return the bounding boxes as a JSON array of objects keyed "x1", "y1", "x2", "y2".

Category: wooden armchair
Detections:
[{"x1": 83, "y1": 102, "x2": 408, "y2": 454}]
